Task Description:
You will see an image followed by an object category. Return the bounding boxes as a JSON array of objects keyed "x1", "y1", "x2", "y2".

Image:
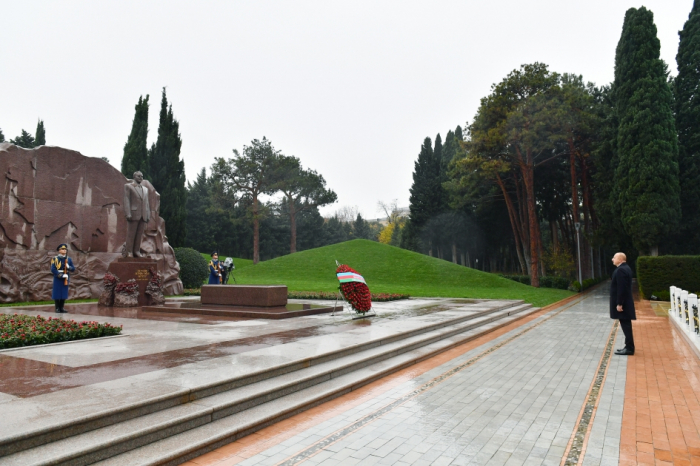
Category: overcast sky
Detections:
[{"x1": 1, "y1": 0, "x2": 692, "y2": 220}]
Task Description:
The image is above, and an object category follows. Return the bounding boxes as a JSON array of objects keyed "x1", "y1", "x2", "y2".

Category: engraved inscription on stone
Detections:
[{"x1": 135, "y1": 269, "x2": 150, "y2": 281}]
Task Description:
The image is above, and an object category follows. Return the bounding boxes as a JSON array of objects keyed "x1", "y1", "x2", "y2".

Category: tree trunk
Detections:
[
  {"x1": 253, "y1": 195, "x2": 260, "y2": 264},
  {"x1": 496, "y1": 174, "x2": 528, "y2": 275},
  {"x1": 289, "y1": 199, "x2": 297, "y2": 254},
  {"x1": 519, "y1": 151, "x2": 539, "y2": 287}
]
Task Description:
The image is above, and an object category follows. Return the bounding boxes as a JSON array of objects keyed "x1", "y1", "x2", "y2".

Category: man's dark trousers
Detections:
[
  {"x1": 619, "y1": 319, "x2": 634, "y2": 351},
  {"x1": 610, "y1": 262, "x2": 636, "y2": 351}
]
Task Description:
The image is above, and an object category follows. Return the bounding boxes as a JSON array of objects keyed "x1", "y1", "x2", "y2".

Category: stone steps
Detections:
[{"x1": 0, "y1": 301, "x2": 537, "y2": 466}]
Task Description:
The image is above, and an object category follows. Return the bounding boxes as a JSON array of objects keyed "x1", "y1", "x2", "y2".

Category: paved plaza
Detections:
[{"x1": 1, "y1": 287, "x2": 699, "y2": 465}]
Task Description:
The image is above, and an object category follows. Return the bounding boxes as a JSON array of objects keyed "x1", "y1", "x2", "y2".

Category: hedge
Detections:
[
  {"x1": 174, "y1": 247, "x2": 209, "y2": 289},
  {"x1": 637, "y1": 255, "x2": 700, "y2": 300},
  {"x1": 499, "y1": 275, "x2": 570, "y2": 290}
]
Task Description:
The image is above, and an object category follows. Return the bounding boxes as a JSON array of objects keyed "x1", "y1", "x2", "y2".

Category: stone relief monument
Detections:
[{"x1": 0, "y1": 143, "x2": 183, "y2": 302}]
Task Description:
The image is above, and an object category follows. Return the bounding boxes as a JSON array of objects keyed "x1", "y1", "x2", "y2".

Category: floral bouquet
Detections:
[
  {"x1": 336, "y1": 263, "x2": 372, "y2": 313},
  {"x1": 114, "y1": 279, "x2": 139, "y2": 307}
]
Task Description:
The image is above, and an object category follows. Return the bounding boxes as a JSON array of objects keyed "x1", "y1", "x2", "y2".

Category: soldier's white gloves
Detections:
[{"x1": 63, "y1": 274, "x2": 68, "y2": 279}]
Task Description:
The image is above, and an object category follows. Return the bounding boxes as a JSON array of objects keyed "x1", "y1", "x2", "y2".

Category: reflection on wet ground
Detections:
[
  {"x1": 0, "y1": 298, "x2": 498, "y2": 399},
  {"x1": 0, "y1": 320, "x2": 371, "y2": 398}
]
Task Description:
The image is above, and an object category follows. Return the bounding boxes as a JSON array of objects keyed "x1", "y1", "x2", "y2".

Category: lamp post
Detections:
[{"x1": 575, "y1": 222, "x2": 582, "y2": 286}]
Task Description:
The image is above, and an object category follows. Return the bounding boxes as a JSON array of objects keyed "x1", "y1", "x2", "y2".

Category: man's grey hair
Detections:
[{"x1": 133, "y1": 171, "x2": 143, "y2": 178}]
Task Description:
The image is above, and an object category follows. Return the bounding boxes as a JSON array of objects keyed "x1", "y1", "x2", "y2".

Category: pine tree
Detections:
[
  {"x1": 0, "y1": 129, "x2": 4, "y2": 143},
  {"x1": 34, "y1": 120, "x2": 46, "y2": 146},
  {"x1": 121, "y1": 95, "x2": 150, "y2": 178},
  {"x1": 353, "y1": 213, "x2": 371, "y2": 239},
  {"x1": 10, "y1": 130, "x2": 35, "y2": 148},
  {"x1": 674, "y1": 0, "x2": 700, "y2": 252},
  {"x1": 614, "y1": 7, "x2": 680, "y2": 255},
  {"x1": 149, "y1": 88, "x2": 187, "y2": 247}
]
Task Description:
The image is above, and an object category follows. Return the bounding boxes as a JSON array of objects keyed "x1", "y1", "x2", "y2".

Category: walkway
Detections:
[{"x1": 184, "y1": 286, "x2": 700, "y2": 466}]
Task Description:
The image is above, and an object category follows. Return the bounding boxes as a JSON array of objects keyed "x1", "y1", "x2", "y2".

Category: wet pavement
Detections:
[
  {"x1": 0, "y1": 297, "x2": 497, "y2": 398},
  {"x1": 183, "y1": 287, "x2": 630, "y2": 466}
]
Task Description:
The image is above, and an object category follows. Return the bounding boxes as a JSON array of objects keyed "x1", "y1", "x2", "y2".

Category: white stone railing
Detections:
[{"x1": 670, "y1": 286, "x2": 699, "y2": 351}]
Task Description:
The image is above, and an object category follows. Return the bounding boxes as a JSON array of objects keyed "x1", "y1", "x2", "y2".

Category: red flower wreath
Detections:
[{"x1": 336, "y1": 264, "x2": 372, "y2": 313}]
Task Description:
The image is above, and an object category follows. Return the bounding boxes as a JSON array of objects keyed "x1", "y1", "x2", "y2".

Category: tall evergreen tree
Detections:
[
  {"x1": 149, "y1": 89, "x2": 187, "y2": 247},
  {"x1": 674, "y1": 0, "x2": 700, "y2": 252},
  {"x1": 454, "y1": 125, "x2": 463, "y2": 142},
  {"x1": 121, "y1": 95, "x2": 150, "y2": 178},
  {"x1": 185, "y1": 168, "x2": 214, "y2": 253},
  {"x1": 34, "y1": 120, "x2": 46, "y2": 146},
  {"x1": 10, "y1": 130, "x2": 35, "y2": 148},
  {"x1": 353, "y1": 213, "x2": 371, "y2": 239},
  {"x1": 404, "y1": 137, "x2": 441, "y2": 251},
  {"x1": 0, "y1": 129, "x2": 4, "y2": 143},
  {"x1": 614, "y1": 7, "x2": 680, "y2": 255}
]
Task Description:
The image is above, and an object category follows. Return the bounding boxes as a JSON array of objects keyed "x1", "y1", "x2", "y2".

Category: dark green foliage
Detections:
[
  {"x1": 34, "y1": 120, "x2": 45, "y2": 146},
  {"x1": 674, "y1": 1, "x2": 700, "y2": 252},
  {"x1": 149, "y1": 89, "x2": 187, "y2": 247},
  {"x1": 353, "y1": 213, "x2": 371, "y2": 239},
  {"x1": 185, "y1": 168, "x2": 215, "y2": 254},
  {"x1": 500, "y1": 275, "x2": 570, "y2": 290},
  {"x1": 405, "y1": 137, "x2": 442, "y2": 251},
  {"x1": 614, "y1": 7, "x2": 680, "y2": 253},
  {"x1": 636, "y1": 255, "x2": 700, "y2": 298},
  {"x1": 121, "y1": 95, "x2": 150, "y2": 178},
  {"x1": 0, "y1": 128, "x2": 4, "y2": 143},
  {"x1": 174, "y1": 247, "x2": 209, "y2": 289},
  {"x1": 10, "y1": 129, "x2": 35, "y2": 148}
]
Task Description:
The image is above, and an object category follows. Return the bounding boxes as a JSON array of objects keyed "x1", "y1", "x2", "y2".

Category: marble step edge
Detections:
[
  {"x1": 1, "y1": 304, "x2": 535, "y2": 463},
  {"x1": 0, "y1": 300, "x2": 527, "y2": 455},
  {"x1": 93, "y1": 306, "x2": 540, "y2": 466}
]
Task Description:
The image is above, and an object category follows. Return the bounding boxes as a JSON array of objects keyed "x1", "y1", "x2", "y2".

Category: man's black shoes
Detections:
[
  {"x1": 55, "y1": 309, "x2": 67, "y2": 313},
  {"x1": 614, "y1": 347, "x2": 634, "y2": 356}
]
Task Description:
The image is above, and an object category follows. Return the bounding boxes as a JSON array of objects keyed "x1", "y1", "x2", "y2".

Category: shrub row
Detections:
[
  {"x1": 0, "y1": 314, "x2": 122, "y2": 349},
  {"x1": 637, "y1": 255, "x2": 700, "y2": 300},
  {"x1": 570, "y1": 276, "x2": 606, "y2": 292},
  {"x1": 500, "y1": 275, "x2": 570, "y2": 290}
]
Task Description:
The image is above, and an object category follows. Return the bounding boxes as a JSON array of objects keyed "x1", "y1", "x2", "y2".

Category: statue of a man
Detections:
[{"x1": 123, "y1": 171, "x2": 150, "y2": 257}]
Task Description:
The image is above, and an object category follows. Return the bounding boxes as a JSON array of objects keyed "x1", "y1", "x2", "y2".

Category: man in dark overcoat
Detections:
[{"x1": 610, "y1": 252, "x2": 636, "y2": 355}]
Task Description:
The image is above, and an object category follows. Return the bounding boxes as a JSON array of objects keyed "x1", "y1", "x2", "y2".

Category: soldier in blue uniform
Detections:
[
  {"x1": 51, "y1": 244, "x2": 75, "y2": 313},
  {"x1": 208, "y1": 252, "x2": 222, "y2": 284}
]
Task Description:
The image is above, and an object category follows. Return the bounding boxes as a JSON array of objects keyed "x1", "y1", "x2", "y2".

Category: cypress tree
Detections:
[
  {"x1": 614, "y1": 7, "x2": 680, "y2": 255},
  {"x1": 0, "y1": 129, "x2": 4, "y2": 143},
  {"x1": 404, "y1": 137, "x2": 441, "y2": 251},
  {"x1": 121, "y1": 95, "x2": 150, "y2": 178},
  {"x1": 149, "y1": 88, "x2": 187, "y2": 247},
  {"x1": 353, "y1": 213, "x2": 371, "y2": 239},
  {"x1": 34, "y1": 120, "x2": 46, "y2": 146},
  {"x1": 674, "y1": 0, "x2": 700, "y2": 252},
  {"x1": 454, "y1": 125, "x2": 463, "y2": 142}
]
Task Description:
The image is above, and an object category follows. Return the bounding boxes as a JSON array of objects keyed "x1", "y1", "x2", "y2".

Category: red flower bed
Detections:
[
  {"x1": 0, "y1": 314, "x2": 122, "y2": 349},
  {"x1": 336, "y1": 264, "x2": 372, "y2": 313}
]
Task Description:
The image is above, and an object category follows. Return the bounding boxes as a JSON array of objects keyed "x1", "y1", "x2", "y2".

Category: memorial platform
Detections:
[{"x1": 0, "y1": 296, "x2": 538, "y2": 465}]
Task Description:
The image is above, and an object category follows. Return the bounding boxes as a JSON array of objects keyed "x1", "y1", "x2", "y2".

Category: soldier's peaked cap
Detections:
[
  {"x1": 57, "y1": 244, "x2": 68, "y2": 251},
  {"x1": 212, "y1": 251, "x2": 218, "y2": 256}
]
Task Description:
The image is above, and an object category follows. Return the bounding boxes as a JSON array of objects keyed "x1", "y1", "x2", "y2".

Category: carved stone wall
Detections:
[{"x1": 0, "y1": 143, "x2": 183, "y2": 302}]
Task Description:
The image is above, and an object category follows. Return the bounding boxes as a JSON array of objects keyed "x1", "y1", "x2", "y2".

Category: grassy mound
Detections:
[
  {"x1": 199, "y1": 254, "x2": 254, "y2": 270},
  {"x1": 233, "y1": 240, "x2": 572, "y2": 307}
]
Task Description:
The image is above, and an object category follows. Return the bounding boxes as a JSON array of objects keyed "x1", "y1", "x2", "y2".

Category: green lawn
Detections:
[{"x1": 232, "y1": 240, "x2": 573, "y2": 307}]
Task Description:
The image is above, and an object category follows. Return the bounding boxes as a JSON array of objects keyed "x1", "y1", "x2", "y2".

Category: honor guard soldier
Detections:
[
  {"x1": 51, "y1": 244, "x2": 75, "y2": 313},
  {"x1": 209, "y1": 252, "x2": 222, "y2": 284}
]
